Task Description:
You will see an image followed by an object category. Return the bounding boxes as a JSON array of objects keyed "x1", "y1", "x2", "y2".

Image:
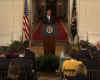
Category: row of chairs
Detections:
[{"x1": 0, "y1": 58, "x2": 38, "y2": 80}]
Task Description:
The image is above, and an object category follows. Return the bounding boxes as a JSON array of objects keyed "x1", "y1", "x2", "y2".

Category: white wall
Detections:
[
  {"x1": 78, "y1": 0, "x2": 100, "y2": 44},
  {"x1": 0, "y1": 0, "x2": 24, "y2": 46}
]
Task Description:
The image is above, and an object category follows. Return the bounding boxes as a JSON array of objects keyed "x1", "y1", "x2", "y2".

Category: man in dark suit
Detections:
[
  {"x1": 23, "y1": 41, "x2": 36, "y2": 62},
  {"x1": 43, "y1": 9, "x2": 56, "y2": 25},
  {"x1": 23, "y1": 41, "x2": 38, "y2": 80},
  {"x1": 22, "y1": 41, "x2": 36, "y2": 68},
  {"x1": 42, "y1": 9, "x2": 58, "y2": 55}
]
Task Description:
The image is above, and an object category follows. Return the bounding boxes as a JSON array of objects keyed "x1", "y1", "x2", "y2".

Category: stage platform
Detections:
[{"x1": 31, "y1": 41, "x2": 65, "y2": 56}]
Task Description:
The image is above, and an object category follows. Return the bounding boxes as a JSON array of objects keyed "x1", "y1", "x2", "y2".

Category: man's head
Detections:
[
  {"x1": 47, "y1": 9, "x2": 52, "y2": 15},
  {"x1": 64, "y1": 42, "x2": 72, "y2": 55},
  {"x1": 19, "y1": 47, "x2": 25, "y2": 57},
  {"x1": 0, "y1": 53, "x2": 6, "y2": 58},
  {"x1": 23, "y1": 40, "x2": 29, "y2": 49},
  {"x1": 8, "y1": 59, "x2": 20, "y2": 79},
  {"x1": 68, "y1": 49, "x2": 79, "y2": 59}
]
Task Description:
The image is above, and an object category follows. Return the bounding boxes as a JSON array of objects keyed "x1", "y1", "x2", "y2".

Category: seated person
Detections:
[
  {"x1": 23, "y1": 41, "x2": 37, "y2": 69},
  {"x1": 0, "y1": 48, "x2": 6, "y2": 58},
  {"x1": 23, "y1": 41, "x2": 36, "y2": 60},
  {"x1": 62, "y1": 49, "x2": 87, "y2": 80},
  {"x1": 59, "y1": 42, "x2": 72, "y2": 72},
  {"x1": 0, "y1": 53, "x2": 6, "y2": 58},
  {"x1": 5, "y1": 49, "x2": 19, "y2": 59},
  {"x1": 7, "y1": 59, "x2": 20, "y2": 80},
  {"x1": 18, "y1": 47, "x2": 25, "y2": 58}
]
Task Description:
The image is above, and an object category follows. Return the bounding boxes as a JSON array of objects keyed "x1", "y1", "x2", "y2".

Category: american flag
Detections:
[
  {"x1": 23, "y1": 0, "x2": 30, "y2": 40},
  {"x1": 71, "y1": 0, "x2": 77, "y2": 41}
]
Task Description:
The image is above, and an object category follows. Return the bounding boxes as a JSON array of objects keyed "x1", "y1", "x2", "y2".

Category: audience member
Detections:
[
  {"x1": 0, "y1": 53, "x2": 6, "y2": 58},
  {"x1": 62, "y1": 49, "x2": 87, "y2": 80},
  {"x1": 23, "y1": 41, "x2": 36, "y2": 60},
  {"x1": 23, "y1": 41, "x2": 37, "y2": 70},
  {"x1": 59, "y1": 42, "x2": 72, "y2": 79},
  {"x1": 0, "y1": 47, "x2": 6, "y2": 58},
  {"x1": 7, "y1": 59, "x2": 20, "y2": 80},
  {"x1": 5, "y1": 49, "x2": 18, "y2": 59},
  {"x1": 18, "y1": 47, "x2": 25, "y2": 58},
  {"x1": 59, "y1": 42, "x2": 72, "y2": 71}
]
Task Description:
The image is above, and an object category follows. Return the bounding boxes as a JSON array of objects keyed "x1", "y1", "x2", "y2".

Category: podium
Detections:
[{"x1": 42, "y1": 24, "x2": 58, "y2": 55}]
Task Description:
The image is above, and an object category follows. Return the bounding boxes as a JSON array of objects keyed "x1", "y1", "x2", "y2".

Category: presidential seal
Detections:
[{"x1": 46, "y1": 25, "x2": 54, "y2": 34}]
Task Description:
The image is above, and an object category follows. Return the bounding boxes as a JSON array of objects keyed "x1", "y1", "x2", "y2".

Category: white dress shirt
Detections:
[{"x1": 47, "y1": 15, "x2": 50, "y2": 21}]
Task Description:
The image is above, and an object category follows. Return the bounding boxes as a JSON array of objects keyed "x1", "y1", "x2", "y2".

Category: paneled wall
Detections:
[
  {"x1": 0, "y1": 0, "x2": 24, "y2": 46},
  {"x1": 77, "y1": 0, "x2": 100, "y2": 44}
]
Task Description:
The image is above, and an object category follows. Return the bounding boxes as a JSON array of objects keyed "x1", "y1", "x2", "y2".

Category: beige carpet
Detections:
[{"x1": 31, "y1": 45, "x2": 64, "y2": 56}]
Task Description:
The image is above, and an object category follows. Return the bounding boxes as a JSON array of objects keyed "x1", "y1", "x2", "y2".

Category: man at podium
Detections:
[{"x1": 42, "y1": 9, "x2": 58, "y2": 55}]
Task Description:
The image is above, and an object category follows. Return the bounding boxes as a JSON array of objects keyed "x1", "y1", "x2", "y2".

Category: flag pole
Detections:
[
  {"x1": 77, "y1": 0, "x2": 81, "y2": 50},
  {"x1": 20, "y1": 31, "x2": 24, "y2": 42},
  {"x1": 68, "y1": 0, "x2": 72, "y2": 44},
  {"x1": 29, "y1": 0, "x2": 32, "y2": 49},
  {"x1": 71, "y1": 0, "x2": 80, "y2": 50},
  {"x1": 29, "y1": 0, "x2": 35, "y2": 49},
  {"x1": 23, "y1": 0, "x2": 32, "y2": 48},
  {"x1": 71, "y1": 0, "x2": 76, "y2": 48},
  {"x1": 21, "y1": 0, "x2": 26, "y2": 43}
]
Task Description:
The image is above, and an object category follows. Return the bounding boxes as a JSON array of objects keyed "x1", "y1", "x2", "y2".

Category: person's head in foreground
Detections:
[
  {"x1": 68, "y1": 49, "x2": 79, "y2": 60},
  {"x1": 7, "y1": 59, "x2": 20, "y2": 80},
  {"x1": 0, "y1": 53, "x2": 6, "y2": 58},
  {"x1": 18, "y1": 47, "x2": 25, "y2": 57},
  {"x1": 62, "y1": 48, "x2": 87, "y2": 78},
  {"x1": 23, "y1": 40, "x2": 29, "y2": 49},
  {"x1": 64, "y1": 42, "x2": 72, "y2": 56}
]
